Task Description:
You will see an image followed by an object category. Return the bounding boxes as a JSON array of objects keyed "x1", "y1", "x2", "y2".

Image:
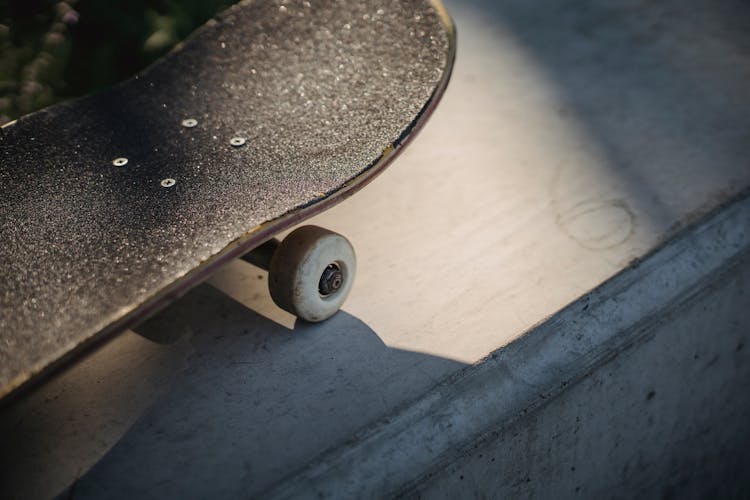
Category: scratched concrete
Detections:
[{"x1": 411, "y1": 223, "x2": 750, "y2": 499}]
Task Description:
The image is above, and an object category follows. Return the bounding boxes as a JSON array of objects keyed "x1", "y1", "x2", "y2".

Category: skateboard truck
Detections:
[{"x1": 241, "y1": 226, "x2": 356, "y2": 322}]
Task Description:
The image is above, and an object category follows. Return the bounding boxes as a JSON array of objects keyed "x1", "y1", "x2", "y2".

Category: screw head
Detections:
[
  {"x1": 230, "y1": 137, "x2": 246, "y2": 147},
  {"x1": 160, "y1": 178, "x2": 176, "y2": 188},
  {"x1": 112, "y1": 157, "x2": 128, "y2": 167},
  {"x1": 181, "y1": 118, "x2": 198, "y2": 128}
]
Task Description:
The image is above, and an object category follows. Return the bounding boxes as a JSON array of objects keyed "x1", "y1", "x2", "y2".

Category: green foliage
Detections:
[{"x1": 0, "y1": 0, "x2": 237, "y2": 124}]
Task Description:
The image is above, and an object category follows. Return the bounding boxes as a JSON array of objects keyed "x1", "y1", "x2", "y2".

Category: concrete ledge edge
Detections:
[{"x1": 262, "y1": 194, "x2": 750, "y2": 499}]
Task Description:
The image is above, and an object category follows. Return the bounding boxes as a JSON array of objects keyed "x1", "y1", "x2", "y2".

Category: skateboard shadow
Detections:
[{"x1": 0, "y1": 280, "x2": 465, "y2": 500}]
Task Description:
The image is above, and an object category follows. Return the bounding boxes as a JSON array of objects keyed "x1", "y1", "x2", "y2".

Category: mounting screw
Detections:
[
  {"x1": 160, "y1": 178, "x2": 176, "y2": 188},
  {"x1": 112, "y1": 157, "x2": 128, "y2": 167},
  {"x1": 230, "y1": 137, "x2": 246, "y2": 147},
  {"x1": 181, "y1": 118, "x2": 198, "y2": 128}
]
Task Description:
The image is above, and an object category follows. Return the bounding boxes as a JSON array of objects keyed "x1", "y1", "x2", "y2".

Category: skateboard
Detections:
[{"x1": 0, "y1": 0, "x2": 455, "y2": 401}]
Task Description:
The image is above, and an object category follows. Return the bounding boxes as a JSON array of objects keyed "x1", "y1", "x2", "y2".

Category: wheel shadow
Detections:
[{"x1": 0, "y1": 273, "x2": 465, "y2": 500}]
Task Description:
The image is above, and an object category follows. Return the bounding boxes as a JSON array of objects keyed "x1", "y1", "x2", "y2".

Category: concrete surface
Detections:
[
  {"x1": 412, "y1": 242, "x2": 750, "y2": 499},
  {"x1": 265, "y1": 194, "x2": 750, "y2": 499},
  {"x1": 1, "y1": 0, "x2": 750, "y2": 497}
]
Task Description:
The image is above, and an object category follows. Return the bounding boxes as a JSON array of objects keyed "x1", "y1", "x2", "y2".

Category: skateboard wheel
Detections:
[{"x1": 268, "y1": 225, "x2": 356, "y2": 322}]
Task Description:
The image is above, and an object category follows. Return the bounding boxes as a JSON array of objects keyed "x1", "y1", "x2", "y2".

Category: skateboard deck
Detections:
[{"x1": 0, "y1": 0, "x2": 455, "y2": 400}]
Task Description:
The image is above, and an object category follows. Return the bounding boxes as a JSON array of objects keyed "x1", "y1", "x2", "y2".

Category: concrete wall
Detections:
[
  {"x1": 263, "y1": 195, "x2": 750, "y2": 499},
  {"x1": 412, "y1": 249, "x2": 750, "y2": 499}
]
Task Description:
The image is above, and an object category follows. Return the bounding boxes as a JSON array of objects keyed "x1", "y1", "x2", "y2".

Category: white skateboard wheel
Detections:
[{"x1": 268, "y1": 225, "x2": 356, "y2": 322}]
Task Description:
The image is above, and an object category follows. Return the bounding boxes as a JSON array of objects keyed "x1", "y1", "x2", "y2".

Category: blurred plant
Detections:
[{"x1": 0, "y1": 0, "x2": 237, "y2": 125}]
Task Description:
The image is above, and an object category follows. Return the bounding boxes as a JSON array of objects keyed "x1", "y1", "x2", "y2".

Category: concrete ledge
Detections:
[
  {"x1": 3, "y1": 1, "x2": 749, "y2": 496},
  {"x1": 263, "y1": 193, "x2": 750, "y2": 498}
]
